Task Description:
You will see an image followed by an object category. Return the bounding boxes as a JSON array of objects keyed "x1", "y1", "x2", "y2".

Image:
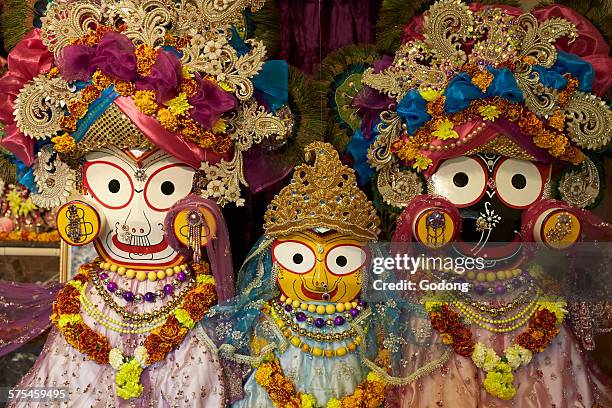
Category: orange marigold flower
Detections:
[
  {"x1": 548, "y1": 110, "x2": 566, "y2": 131},
  {"x1": 114, "y1": 80, "x2": 136, "y2": 96},
  {"x1": 52, "y1": 133, "x2": 77, "y2": 153},
  {"x1": 471, "y1": 70, "x2": 494, "y2": 92},
  {"x1": 522, "y1": 56, "x2": 538, "y2": 65},
  {"x1": 134, "y1": 90, "x2": 159, "y2": 115},
  {"x1": 46, "y1": 66, "x2": 60, "y2": 79},
  {"x1": 157, "y1": 108, "x2": 180, "y2": 132},
  {"x1": 561, "y1": 146, "x2": 586, "y2": 165},
  {"x1": 427, "y1": 97, "x2": 446, "y2": 117},
  {"x1": 60, "y1": 115, "x2": 78, "y2": 132},
  {"x1": 135, "y1": 44, "x2": 158, "y2": 77},
  {"x1": 180, "y1": 78, "x2": 198, "y2": 97},
  {"x1": 180, "y1": 118, "x2": 201, "y2": 139},
  {"x1": 92, "y1": 70, "x2": 111, "y2": 90},
  {"x1": 80, "y1": 86, "x2": 101, "y2": 104},
  {"x1": 461, "y1": 63, "x2": 480, "y2": 77},
  {"x1": 533, "y1": 131, "x2": 555, "y2": 149},
  {"x1": 67, "y1": 99, "x2": 89, "y2": 119},
  {"x1": 213, "y1": 135, "x2": 233, "y2": 153},
  {"x1": 549, "y1": 135, "x2": 569, "y2": 157}
]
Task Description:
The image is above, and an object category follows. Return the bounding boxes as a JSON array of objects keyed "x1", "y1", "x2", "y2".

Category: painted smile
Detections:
[
  {"x1": 111, "y1": 234, "x2": 169, "y2": 254},
  {"x1": 300, "y1": 283, "x2": 339, "y2": 301}
]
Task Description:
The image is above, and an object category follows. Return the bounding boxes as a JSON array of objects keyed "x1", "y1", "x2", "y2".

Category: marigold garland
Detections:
[
  {"x1": 390, "y1": 72, "x2": 585, "y2": 171},
  {"x1": 51, "y1": 260, "x2": 217, "y2": 399},
  {"x1": 255, "y1": 358, "x2": 386, "y2": 408},
  {"x1": 425, "y1": 298, "x2": 566, "y2": 400}
]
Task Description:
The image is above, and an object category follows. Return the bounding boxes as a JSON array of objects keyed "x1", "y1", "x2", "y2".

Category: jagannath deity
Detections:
[
  {"x1": 343, "y1": 1, "x2": 612, "y2": 406},
  {"x1": 0, "y1": 0, "x2": 297, "y2": 405},
  {"x1": 200, "y1": 141, "x2": 419, "y2": 408}
]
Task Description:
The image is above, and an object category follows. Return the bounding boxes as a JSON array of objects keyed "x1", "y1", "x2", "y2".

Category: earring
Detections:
[{"x1": 187, "y1": 210, "x2": 204, "y2": 263}]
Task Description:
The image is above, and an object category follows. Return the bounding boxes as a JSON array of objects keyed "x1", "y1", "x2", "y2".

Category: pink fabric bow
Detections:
[{"x1": 0, "y1": 29, "x2": 54, "y2": 166}]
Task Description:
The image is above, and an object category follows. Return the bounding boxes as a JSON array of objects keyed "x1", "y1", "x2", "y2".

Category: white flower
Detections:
[
  {"x1": 202, "y1": 164, "x2": 220, "y2": 180},
  {"x1": 134, "y1": 346, "x2": 149, "y2": 368},
  {"x1": 212, "y1": 0, "x2": 229, "y2": 11},
  {"x1": 206, "y1": 180, "x2": 226, "y2": 198},
  {"x1": 204, "y1": 60, "x2": 223, "y2": 77},
  {"x1": 109, "y1": 348, "x2": 124, "y2": 370},
  {"x1": 204, "y1": 39, "x2": 224, "y2": 60}
]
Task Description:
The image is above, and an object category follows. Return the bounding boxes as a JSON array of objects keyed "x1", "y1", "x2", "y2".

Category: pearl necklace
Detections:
[
  {"x1": 99, "y1": 261, "x2": 188, "y2": 282},
  {"x1": 279, "y1": 295, "x2": 361, "y2": 315}
]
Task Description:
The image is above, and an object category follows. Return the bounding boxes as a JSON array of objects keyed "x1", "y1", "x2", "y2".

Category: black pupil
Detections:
[
  {"x1": 336, "y1": 256, "x2": 348, "y2": 267},
  {"x1": 292, "y1": 253, "x2": 303, "y2": 264},
  {"x1": 511, "y1": 174, "x2": 527, "y2": 189},
  {"x1": 108, "y1": 179, "x2": 120, "y2": 193},
  {"x1": 453, "y1": 172, "x2": 469, "y2": 188},
  {"x1": 161, "y1": 181, "x2": 175, "y2": 195}
]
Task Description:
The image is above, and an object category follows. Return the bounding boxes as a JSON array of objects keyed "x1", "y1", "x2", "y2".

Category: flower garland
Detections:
[
  {"x1": 425, "y1": 298, "x2": 566, "y2": 400},
  {"x1": 254, "y1": 357, "x2": 386, "y2": 408},
  {"x1": 51, "y1": 260, "x2": 217, "y2": 400},
  {"x1": 51, "y1": 26, "x2": 235, "y2": 154},
  {"x1": 390, "y1": 64, "x2": 583, "y2": 171}
]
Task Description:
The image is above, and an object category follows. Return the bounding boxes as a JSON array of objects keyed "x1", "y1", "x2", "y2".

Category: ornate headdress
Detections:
[
  {"x1": 344, "y1": 0, "x2": 612, "y2": 209},
  {"x1": 0, "y1": 0, "x2": 297, "y2": 207},
  {"x1": 264, "y1": 142, "x2": 380, "y2": 241}
]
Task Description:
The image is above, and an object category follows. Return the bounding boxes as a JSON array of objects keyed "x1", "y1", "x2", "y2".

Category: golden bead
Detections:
[
  {"x1": 496, "y1": 271, "x2": 506, "y2": 280},
  {"x1": 300, "y1": 303, "x2": 308, "y2": 311},
  {"x1": 312, "y1": 347, "x2": 323, "y2": 357},
  {"x1": 466, "y1": 271, "x2": 476, "y2": 280},
  {"x1": 476, "y1": 273, "x2": 486, "y2": 282},
  {"x1": 325, "y1": 304, "x2": 336, "y2": 314},
  {"x1": 316, "y1": 305, "x2": 326, "y2": 315},
  {"x1": 324, "y1": 349, "x2": 334, "y2": 358},
  {"x1": 335, "y1": 347, "x2": 347, "y2": 357},
  {"x1": 280, "y1": 295, "x2": 287, "y2": 302},
  {"x1": 486, "y1": 272, "x2": 496, "y2": 282},
  {"x1": 180, "y1": 264, "x2": 187, "y2": 271},
  {"x1": 290, "y1": 336, "x2": 301, "y2": 347},
  {"x1": 128, "y1": 269, "x2": 138, "y2": 279},
  {"x1": 147, "y1": 271, "x2": 157, "y2": 282},
  {"x1": 301, "y1": 344, "x2": 310, "y2": 353},
  {"x1": 157, "y1": 270, "x2": 166, "y2": 280},
  {"x1": 173, "y1": 266, "x2": 182, "y2": 274},
  {"x1": 307, "y1": 304, "x2": 317, "y2": 313},
  {"x1": 165, "y1": 268, "x2": 174, "y2": 276},
  {"x1": 344, "y1": 302, "x2": 352, "y2": 310},
  {"x1": 348, "y1": 343, "x2": 357, "y2": 352},
  {"x1": 285, "y1": 298, "x2": 293, "y2": 305},
  {"x1": 505, "y1": 270, "x2": 514, "y2": 279},
  {"x1": 110, "y1": 264, "x2": 118, "y2": 272},
  {"x1": 292, "y1": 300, "x2": 300, "y2": 308},
  {"x1": 117, "y1": 266, "x2": 126, "y2": 275},
  {"x1": 336, "y1": 303, "x2": 345, "y2": 313}
]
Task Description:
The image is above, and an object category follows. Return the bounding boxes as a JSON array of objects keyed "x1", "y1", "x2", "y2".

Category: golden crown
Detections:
[{"x1": 264, "y1": 142, "x2": 380, "y2": 241}]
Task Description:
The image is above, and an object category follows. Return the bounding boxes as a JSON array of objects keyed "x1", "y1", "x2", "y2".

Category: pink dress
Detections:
[
  {"x1": 9, "y1": 269, "x2": 225, "y2": 408},
  {"x1": 397, "y1": 324, "x2": 612, "y2": 408}
]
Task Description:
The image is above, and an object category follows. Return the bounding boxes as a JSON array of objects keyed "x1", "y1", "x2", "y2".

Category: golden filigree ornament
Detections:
[
  {"x1": 30, "y1": 145, "x2": 76, "y2": 209},
  {"x1": 14, "y1": 74, "x2": 75, "y2": 140},
  {"x1": 264, "y1": 142, "x2": 380, "y2": 241},
  {"x1": 558, "y1": 157, "x2": 600, "y2": 209}
]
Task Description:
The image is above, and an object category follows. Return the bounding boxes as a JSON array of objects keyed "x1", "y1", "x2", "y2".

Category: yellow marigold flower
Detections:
[
  {"x1": 395, "y1": 143, "x2": 419, "y2": 162},
  {"x1": 366, "y1": 370, "x2": 385, "y2": 384},
  {"x1": 326, "y1": 398, "x2": 342, "y2": 408},
  {"x1": 157, "y1": 108, "x2": 179, "y2": 132},
  {"x1": 432, "y1": 118, "x2": 459, "y2": 140},
  {"x1": 135, "y1": 44, "x2": 157, "y2": 77},
  {"x1": 479, "y1": 105, "x2": 500, "y2": 121},
  {"x1": 46, "y1": 66, "x2": 60, "y2": 79},
  {"x1": 92, "y1": 70, "x2": 111, "y2": 90},
  {"x1": 167, "y1": 93, "x2": 193, "y2": 116},
  {"x1": 52, "y1": 133, "x2": 77, "y2": 153},
  {"x1": 217, "y1": 81, "x2": 234, "y2": 92},
  {"x1": 57, "y1": 314, "x2": 82, "y2": 328},
  {"x1": 114, "y1": 80, "x2": 136, "y2": 97},
  {"x1": 419, "y1": 87, "x2": 442, "y2": 102},
  {"x1": 300, "y1": 394, "x2": 317, "y2": 408},
  {"x1": 412, "y1": 154, "x2": 433, "y2": 171},
  {"x1": 174, "y1": 308, "x2": 195, "y2": 329},
  {"x1": 182, "y1": 65, "x2": 194, "y2": 79},
  {"x1": 212, "y1": 119, "x2": 227, "y2": 134},
  {"x1": 196, "y1": 274, "x2": 215, "y2": 285},
  {"x1": 471, "y1": 71, "x2": 494, "y2": 92},
  {"x1": 134, "y1": 90, "x2": 159, "y2": 115},
  {"x1": 440, "y1": 333, "x2": 454, "y2": 345}
]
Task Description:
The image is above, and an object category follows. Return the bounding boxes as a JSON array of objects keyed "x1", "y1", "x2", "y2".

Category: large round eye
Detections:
[
  {"x1": 430, "y1": 157, "x2": 486, "y2": 207},
  {"x1": 144, "y1": 164, "x2": 194, "y2": 211},
  {"x1": 272, "y1": 241, "x2": 316, "y2": 274},
  {"x1": 325, "y1": 245, "x2": 367, "y2": 276},
  {"x1": 84, "y1": 161, "x2": 133, "y2": 209},
  {"x1": 494, "y1": 158, "x2": 544, "y2": 208}
]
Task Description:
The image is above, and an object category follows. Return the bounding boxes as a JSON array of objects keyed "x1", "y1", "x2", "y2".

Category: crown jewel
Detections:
[{"x1": 264, "y1": 142, "x2": 380, "y2": 241}]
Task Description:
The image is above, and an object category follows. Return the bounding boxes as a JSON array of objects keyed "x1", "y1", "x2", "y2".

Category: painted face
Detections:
[
  {"x1": 83, "y1": 147, "x2": 195, "y2": 268},
  {"x1": 272, "y1": 230, "x2": 368, "y2": 303},
  {"x1": 429, "y1": 154, "x2": 551, "y2": 256}
]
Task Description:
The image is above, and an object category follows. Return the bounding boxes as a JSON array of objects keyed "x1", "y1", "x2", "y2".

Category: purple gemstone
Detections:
[
  {"x1": 426, "y1": 211, "x2": 446, "y2": 229},
  {"x1": 144, "y1": 292, "x2": 156, "y2": 302},
  {"x1": 106, "y1": 281, "x2": 118, "y2": 292},
  {"x1": 334, "y1": 316, "x2": 346, "y2": 326},
  {"x1": 284, "y1": 304, "x2": 293, "y2": 312},
  {"x1": 99, "y1": 272, "x2": 109, "y2": 280},
  {"x1": 163, "y1": 284, "x2": 174, "y2": 295},
  {"x1": 495, "y1": 284, "x2": 506, "y2": 295},
  {"x1": 176, "y1": 271, "x2": 187, "y2": 282},
  {"x1": 522, "y1": 271, "x2": 530, "y2": 279},
  {"x1": 295, "y1": 312, "x2": 307, "y2": 322},
  {"x1": 358, "y1": 300, "x2": 366, "y2": 307},
  {"x1": 349, "y1": 308, "x2": 359, "y2": 318},
  {"x1": 474, "y1": 284, "x2": 486, "y2": 295},
  {"x1": 314, "y1": 318, "x2": 325, "y2": 328},
  {"x1": 123, "y1": 291, "x2": 135, "y2": 302},
  {"x1": 512, "y1": 278, "x2": 522, "y2": 287}
]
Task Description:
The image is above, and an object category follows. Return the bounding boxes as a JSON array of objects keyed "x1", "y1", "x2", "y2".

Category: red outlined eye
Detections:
[
  {"x1": 144, "y1": 164, "x2": 194, "y2": 212},
  {"x1": 84, "y1": 161, "x2": 133, "y2": 209},
  {"x1": 430, "y1": 157, "x2": 486, "y2": 208},
  {"x1": 325, "y1": 244, "x2": 367, "y2": 276},
  {"x1": 494, "y1": 158, "x2": 545, "y2": 209},
  {"x1": 272, "y1": 241, "x2": 316, "y2": 274}
]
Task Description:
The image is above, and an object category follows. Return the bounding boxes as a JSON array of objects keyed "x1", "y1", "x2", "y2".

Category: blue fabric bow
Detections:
[
  {"x1": 252, "y1": 60, "x2": 289, "y2": 113},
  {"x1": 397, "y1": 89, "x2": 431, "y2": 134},
  {"x1": 347, "y1": 128, "x2": 377, "y2": 186}
]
